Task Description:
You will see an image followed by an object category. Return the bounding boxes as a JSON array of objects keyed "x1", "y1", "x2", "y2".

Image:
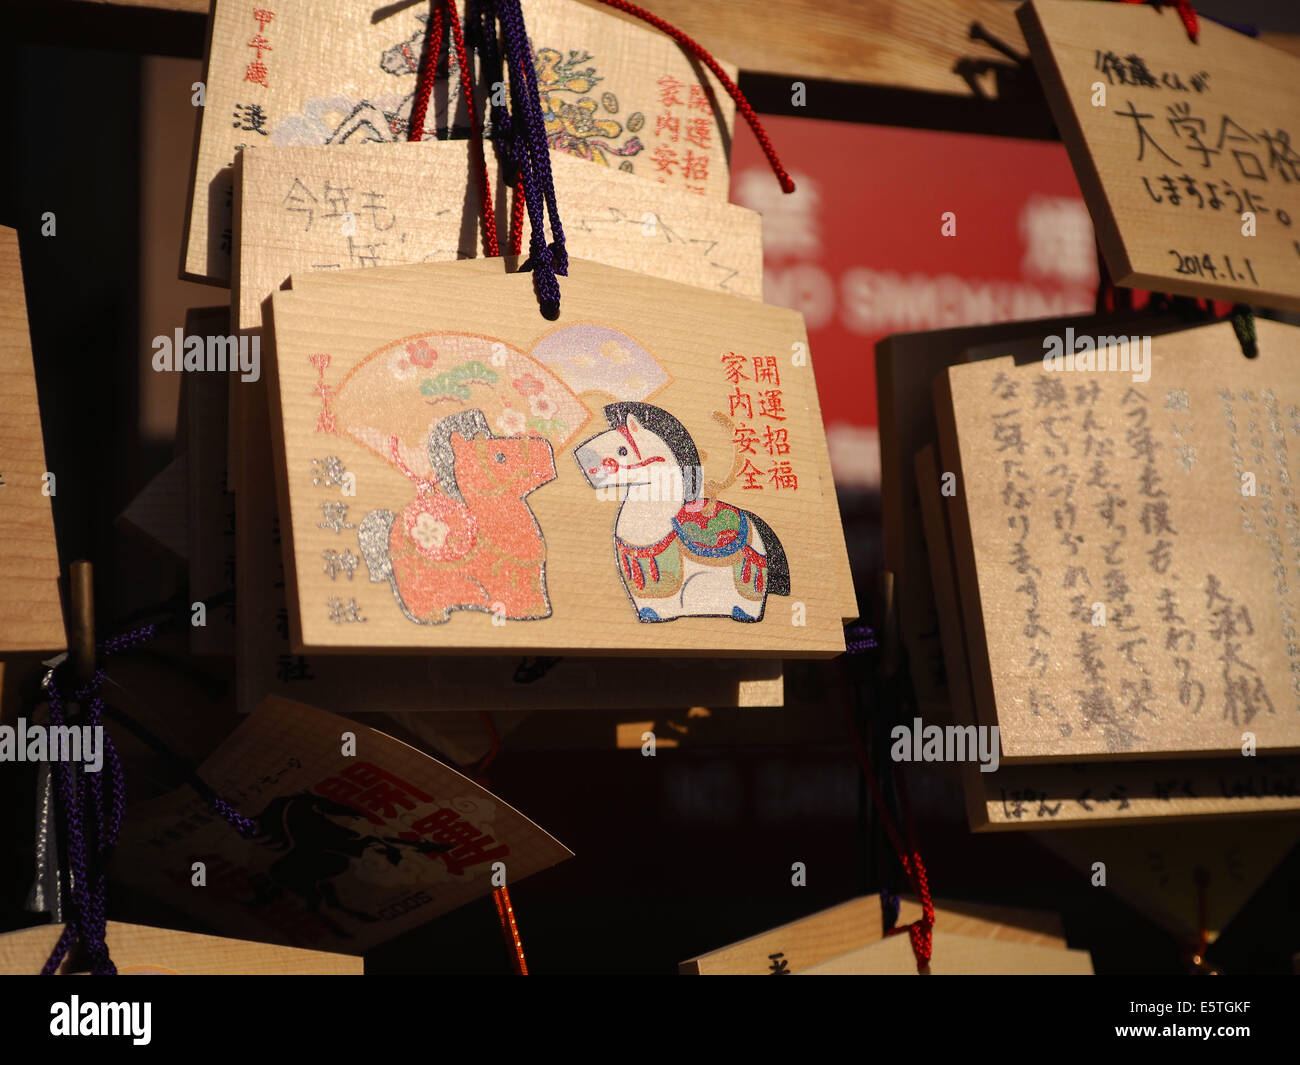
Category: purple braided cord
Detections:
[
  {"x1": 41, "y1": 620, "x2": 258, "y2": 975},
  {"x1": 210, "y1": 795, "x2": 260, "y2": 839},
  {"x1": 40, "y1": 625, "x2": 154, "y2": 975},
  {"x1": 470, "y1": 0, "x2": 517, "y2": 174},
  {"x1": 41, "y1": 681, "x2": 85, "y2": 975},
  {"x1": 845, "y1": 624, "x2": 878, "y2": 655},
  {"x1": 494, "y1": 0, "x2": 567, "y2": 314},
  {"x1": 496, "y1": 0, "x2": 567, "y2": 267}
]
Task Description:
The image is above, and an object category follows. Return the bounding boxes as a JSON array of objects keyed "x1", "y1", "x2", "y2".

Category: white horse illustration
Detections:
[{"x1": 573, "y1": 402, "x2": 790, "y2": 623}]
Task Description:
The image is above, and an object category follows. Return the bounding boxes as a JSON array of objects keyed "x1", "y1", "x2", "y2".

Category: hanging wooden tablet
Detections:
[
  {"x1": 877, "y1": 311, "x2": 1181, "y2": 718},
  {"x1": 800, "y1": 932, "x2": 1094, "y2": 975},
  {"x1": 915, "y1": 442, "x2": 1300, "y2": 830},
  {"x1": 1019, "y1": 0, "x2": 1300, "y2": 309},
  {"x1": 236, "y1": 350, "x2": 787, "y2": 711},
  {"x1": 935, "y1": 319, "x2": 1300, "y2": 761},
  {"x1": 281, "y1": 256, "x2": 857, "y2": 625},
  {"x1": 679, "y1": 894, "x2": 1067, "y2": 974},
  {"x1": 0, "y1": 921, "x2": 362, "y2": 975},
  {"x1": 0, "y1": 227, "x2": 63, "y2": 654},
  {"x1": 187, "y1": 0, "x2": 738, "y2": 284},
  {"x1": 114, "y1": 697, "x2": 572, "y2": 954},
  {"x1": 234, "y1": 141, "x2": 764, "y2": 331},
  {"x1": 265, "y1": 257, "x2": 848, "y2": 655}
]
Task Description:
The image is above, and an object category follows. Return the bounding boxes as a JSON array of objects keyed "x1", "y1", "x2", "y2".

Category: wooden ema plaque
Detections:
[
  {"x1": 935, "y1": 319, "x2": 1300, "y2": 761},
  {"x1": 187, "y1": 0, "x2": 738, "y2": 283},
  {"x1": 877, "y1": 311, "x2": 1181, "y2": 719},
  {"x1": 0, "y1": 226, "x2": 64, "y2": 654},
  {"x1": 0, "y1": 921, "x2": 362, "y2": 976},
  {"x1": 915, "y1": 442, "x2": 1300, "y2": 830},
  {"x1": 235, "y1": 351, "x2": 786, "y2": 713},
  {"x1": 265, "y1": 256, "x2": 851, "y2": 655},
  {"x1": 800, "y1": 933, "x2": 1094, "y2": 975},
  {"x1": 680, "y1": 894, "x2": 1068, "y2": 975},
  {"x1": 1019, "y1": 0, "x2": 1300, "y2": 310},
  {"x1": 114, "y1": 697, "x2": 572, "y2": 954},
  {"x1": 282, "y1": 258, "x2": 857, "y2": 626},
  {"x1": 234, "y1": 141, "x2": 764, "y2": 330}
]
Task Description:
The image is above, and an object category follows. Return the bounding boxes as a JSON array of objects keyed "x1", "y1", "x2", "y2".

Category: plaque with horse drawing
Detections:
[{"x1": 267, "y1": 257, "x2": 850, "y2": 655}]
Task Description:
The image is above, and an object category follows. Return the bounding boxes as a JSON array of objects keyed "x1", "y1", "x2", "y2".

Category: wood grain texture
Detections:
[
  {"x1": 0, "y1": 920, "x2": 363, "y2": 975},
  {"x1": 283, "y1": 257, "x2": 857, "y2": 623},
  {"x1": 186, "y1": 0, "x2": 737, "y2": 283},
  {"x1": 235, "y1": 140, "x2": 764, "y2": 331},
  {"x1": 936, "y1": 319, "x2": 1300, "y2": 761},
  {"x1": 0, "y1": 227, "x2": 64, "y2": 654},
  {"x1": 1021, "y1": 0, "x2": 1300, "y2": 310},
  {"x1": 113, "y1": 696, "x2": 573, "y2": 954},
  {"x1": 876, "y1": 312, "x2": 1176, "y2": 720},
  {"x1": 801, "y1": 931, "x2": 1093, "y2": 975},
  {"x1": 267, "y1": 256, "x2": 850, "y2": 654},
  {"x1": 580, "y1": 0, "x2": 1031, "y2": 94},
  {"x1": 680, "y1": 894, "x2": 1067, "y2": 974},
  {"x1": 916, "y1": 442, "x2": 1300, "y2": 828},
  {"x1": 62, "y1": 1, "x2": 1300, "y2": 94},
  {"x1": 235, "y1": 363, "x2": 788, "y2": 711}
]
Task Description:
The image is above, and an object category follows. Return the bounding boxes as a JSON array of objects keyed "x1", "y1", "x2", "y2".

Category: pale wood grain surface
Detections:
[
  {"x1": 936, "y1": 320, "x2": 1300, "y2": 761},
  {"x1": 235, "y1": 364, "x2": 790, "y2": 709},
  {"x1": 0, "y1": 920, "x2": 363, "y2": 975},
  {"x1": 680, "y1": 893, "x2": 1068, "y2": 973},
  {"x1": 0, "y1": 227, "x2": 64, "y2": 653},
  {"x1": 236, "y1": 140, "x2": 764, "y2": 331},
  {"x1": 916, "y1": 441, "x2": 1300, "y2": 827},
  {"x1": 267, "y1": 256, "x2": 849, "y2": 653},
  {"x1": 1021, "y1": 0, "x2": 1300, "y2": 310},
  {"x1": 801, "y1": 931, "x2": 1093, "y2": 974},
  {"x1": 186, "y1": 0, "x2": 738, "y2": 283}
]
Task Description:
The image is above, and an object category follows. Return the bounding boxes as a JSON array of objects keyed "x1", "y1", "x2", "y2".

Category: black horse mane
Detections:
[{"x1": 603, "y1": 402, "x2": 702, "y2": 501}]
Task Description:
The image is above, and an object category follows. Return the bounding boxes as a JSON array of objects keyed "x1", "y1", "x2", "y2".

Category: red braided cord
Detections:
[
  {"x1": 591, "y1": 0, "x2": 795, "y2": 193},
  {"x1": 841, "y1": 700, "x2": 935, "y2": 972},
  {"x1": 509, "y1": 178, "x2": 526, "y2": 256},
  {"x1": 471, "y1": 713, "x2": 524, "y2": 972},
  {"x1": 408, "y1": 1, "x2": 500, "y2": 257},
  {"x1": 446, "y1": 0, "x2": 500, "y2": 256},
  {"x1": 407, "y1": 3, "x2": 447, "y2": 141},
  {"x1": 1122, "y1": 0, "x2": 1199, "y2": 43},
  {"x1": 893, "y1": 770, "x2": 935, "y2": 972},
  {"x1": 492, "y1": 886, "x2": 529, "y2": 974}
]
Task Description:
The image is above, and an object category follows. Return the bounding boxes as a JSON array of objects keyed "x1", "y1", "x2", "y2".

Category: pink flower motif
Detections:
[
  {"x1": 406, "y1": 340, "x2": 438, "y2": 368},
  {"x1": 529, "y1": 394, "x2": 558, "y2": 420},
  {"x1": 514, "y1": 373, "x2": 544, "y2": 396},
  {"x1": 496, "y1": 409, "x2": 527, "y2": 435}
]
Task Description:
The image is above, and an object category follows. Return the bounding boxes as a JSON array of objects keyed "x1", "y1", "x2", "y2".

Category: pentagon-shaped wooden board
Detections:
[
  {"x1": 187, "y1": 0, "x2": 737, "y2": 283},
  {"x1": 266, "y1": 257, "x2": 850, "y2": 655}
]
